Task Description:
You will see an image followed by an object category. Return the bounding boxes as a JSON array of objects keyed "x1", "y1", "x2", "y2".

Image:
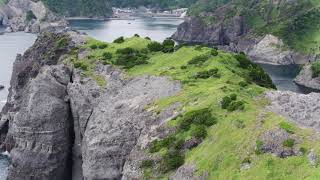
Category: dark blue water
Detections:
[{"x1": 259, "y1": 64, "x2": 316, "y2": 94}]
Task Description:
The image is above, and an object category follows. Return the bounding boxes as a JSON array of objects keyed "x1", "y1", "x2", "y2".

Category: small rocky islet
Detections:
[{"x1": 0, "y1": 0, "x2": 320, "y2": 179}]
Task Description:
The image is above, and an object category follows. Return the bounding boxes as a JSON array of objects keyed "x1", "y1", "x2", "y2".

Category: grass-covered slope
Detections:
[
  {"x1": 70, "y1": 36, "x2": 320, "y2": 179},
  {"x1": 188, "y1": 0, "x2": 320, "y2": 55}
]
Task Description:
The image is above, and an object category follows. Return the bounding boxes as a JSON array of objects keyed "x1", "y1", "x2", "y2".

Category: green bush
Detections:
[
  {"x1": 191, "y1": 125, "x2": 207, "y2": 139},
  {"x1": 162, "y1": 150, "x2": 185, "y2": 172},
  {"x1": 90, "y1": 44, "x2": 98, "y2": 49},
  {"x1": 279, "y1": 122, "x2": 295, "y2": 134},
  {"x1": 239, "y1": 81, "x2": 249, "y2": 87},
  {"x1": 188, "y1": 55, "x2": 210, "y2": 65},
  {"x1": 227, "y1": 101, "x2": 245, "y2": 111},
  {"x1": 194, "y1": 68, "x2": 220, "y2": 79},
  {"x1": 147, "y1": 41, "x2": 163, "y2": 52},
  {"x1": 311, "y1": 61, "x2": 320, "y2": 78},
  {"x1": 134, "y1": 34, "x2": 140, "y2": 37},
  {"x1": 179, "y1": 108, "x2": 216, "y2": 131},
  {"x1": 102, "y1": 52, "x2": 112, "y2": 60},
  {"x1": 180, "y1": 65, "x2": 187, "y2": 70},
  {"x1": 145, "y1": 37, "x2": 151, "y2": 40},
  {"x1": 221, "y1": 94, "x2": 245, "y2": 111},
  {"x1": 283, "y1": 139, "x2": 295, "y2": 148},
  {"x1": 115, "y1": 48, "x2": 148, "y2": 68},
  {"x1": 55, "y1": 37, "x2": 68, "y2": 49},
  {"x1": 255, "y1": 140, "x2": 264, "y2": 154},
  {"x1": 162, "y1": 39, "x2": 175, "y2": 53},
  {"x1": 234, "y1": 53, "x2": 252, "y2": 68},
  {"x1": 299, "y1": 147, "x2": 307, "y2": 155},
  {"x1": 141, "y1": 160, "x2": 153, "y2": 168},
  {"x1": 113, "y1": 36, "x2": 125, "y2": 43},
  {"x1": 248, "y1": 65, "x2": 276, "y2": 89},
  {"x1": 210, "y1": 49, "x2": 218, "y2": 56},
  {"x1": 74, "y1": 62, "x2": 88, "y2": 71},
  {"x1": 98, "y1": 43, "x2": 108, "y2": 49}
]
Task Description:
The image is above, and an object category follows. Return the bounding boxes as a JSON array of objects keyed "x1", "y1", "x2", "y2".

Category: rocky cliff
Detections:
[
  {"x1": 294, "y1": 64, "x2": 320, "y2": 91},
  {"x1": 0, "y1": 0, "x2": 67, "y2": 33},
  {"x1": 2, "y1": 31, "x2": 320, "y2": 179},
  {"x1": 173, "y1": 0, "x2": 319, "y2": 65}
]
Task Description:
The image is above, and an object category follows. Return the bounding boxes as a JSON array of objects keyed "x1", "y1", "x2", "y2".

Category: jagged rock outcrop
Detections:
[
  {"x1": 265, "y1": 91, "x2": 320, "y2": 131},
  {"x1": 0, "y1": 31, "x2": 182, "y2": 179},
  {"x1": 0, "y1": 0, "x2": 67, "y2": 33},
  {"x1": 294, "y1": 64, "x2": 320, "y2": 90},
  {"x1": 6, "y1": 65, "x2": 72, "y2": 180}
]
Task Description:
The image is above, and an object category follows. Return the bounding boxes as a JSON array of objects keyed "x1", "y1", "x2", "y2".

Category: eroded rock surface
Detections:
[
  {"x1": 0, "y1": 0, "x2": 66, "y2": 33},
  {"x1": 295, "y1": 64, "x2": 320, "y2": 90},
  {"x1": 265, "y1": 91, "x2": 320, "y2": 130}
]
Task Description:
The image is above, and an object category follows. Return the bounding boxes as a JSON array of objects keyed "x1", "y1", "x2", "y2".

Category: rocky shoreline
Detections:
[{"x1": 0, "y1": 0, "x2": 67, "y2": 33}]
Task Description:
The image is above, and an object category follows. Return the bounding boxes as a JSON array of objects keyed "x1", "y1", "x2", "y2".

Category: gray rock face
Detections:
[
  {"x1": 258, "y1": 128, "x2": 300, "y2": 158},
  {"x1": 0, "y1": 31, "x2": 182, "y2": 179},
  {"x1": 6, "y1": 65, "x2": 72, "y2": 180},
  {"x1": 173, "y1": 16, "x2": 312, "y2": 65},
  {"x1": 172, "y1": 15, "x2": 246, "y2": 45},
  {"x1": 0, "y1": 0, "x2": 67, "y2": 33},
  {"x1": 265, "y1": 91, "x2": 320, "y2": 131},
  {"x1": 294, "y1": 64, "x2": 320, "y2": 90}
]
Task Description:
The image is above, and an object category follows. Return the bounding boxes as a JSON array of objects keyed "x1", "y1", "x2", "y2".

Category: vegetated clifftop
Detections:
[
  {"x1": 173, "y1": 0, "x2": 320, "y2": 65},
  {"x1": 1, "y1": 32, "x2": 320, "y2": 179},
  {"x1": 0, "y1": 0, "x2": 67, "y2": 33}
]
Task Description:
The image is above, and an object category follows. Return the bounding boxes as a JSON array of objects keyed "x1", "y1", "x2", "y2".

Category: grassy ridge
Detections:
[{"x1": 73, "y1": 36, "x2": 320, "y2": 179}]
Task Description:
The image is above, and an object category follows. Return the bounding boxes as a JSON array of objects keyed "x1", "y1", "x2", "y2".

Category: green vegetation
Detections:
[
  {"x1": 41, "y1": 0, "x2": 112, "y2": 17},
  {"x1": 279, "y1": 122, "x2": 295, "y2": 134},
  {"x1": 68, "y1": 36, "x2": 320, "y2": 179},
  {"x1": 113, "y1": 36, "x2": 125, "y2": 44},
  {"x1": 283, "y1": 139, "x2": 295, "y2": 148},
  {"x1": 311, "y1": 61, "x2": 320, "y2": 78}
]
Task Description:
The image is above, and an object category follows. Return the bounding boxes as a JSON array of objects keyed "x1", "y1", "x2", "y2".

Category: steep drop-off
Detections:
[{"x1": 1, "y1": 32, "x2": 320, "y2": 179}]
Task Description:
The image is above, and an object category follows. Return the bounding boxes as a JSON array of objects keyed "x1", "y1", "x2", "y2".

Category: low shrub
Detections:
[
  {"x1": 179, "y1": 108, "x2": 216, "y2": 131},
  {"x1": 90, "y1": 44, "x2": 98, "y2": 49},
  {"x1": 283, "y1": 139, "x2": 295, "y2": 148},
  {"x1": 221, "y1": 94, "x2": 245, "y2": 111},
  {"x1": 134, "y1": 34, "x2": 140, "y2": 37},
  {"x1": 255, "y1": 140, "x2": 264, "y2": 154},
  {"x1": 141, "y1": 160, "x2": 153, "y2": 168},
  {"x1": 191, "y1": 125, "x2": 207, "y2": 139},
  {"x1": 162, "y1": 150, "x2": 185, "y2": 172},
  {"x1": 147, "y1": 41, "x2": 163, "y2": 52},
  {"x1": 194, "y1": 68, "x2": 220, "y2": 79},
  {"x1": 145, "y1": 37, "x2": 151, "y2": 40},
  {"x1": 248, "y1": 65, "x2": 276, "y2": 89},
  {"x1": 102, "y1": 52, "x2": 112, "y2": 60},
  {"x1": 98, "y1": 43, "x2": 108, "y2": 49},
  {"x1": 311, "y1": 61, "x2": 320, "y2": 78},
  {"x1": 188, "y1": 54, "x2": 210, "y2": 65},
  {"x1": 239, "y1": 81, "x2": 249, "y2": 87},
  {"x1": 74, "y1": 61, "x2": 89, "y2": 71},
  {"x1": 279, "y1": 122, "x2": 295, "y2": 134},
  {"x1": 113, "y1": 36, "x2": 125, "y2": 43},
  {"x1": 210, "y1": 49, "x2": 218, "y2": 56},
  {"x1": 115, "y1": 47, "x2": 148, "y2": 68},
  {"x1": 227, "y1": 101, "x2": 245, "y2": 111},
  {"x1": 162, "y1": 39, "x2": 175, "y2": 53},
  {"x1": 234, "y1": 53, "x2": 252, "y2": 68},
  {"x1": 299, "y1": 147, "x2": 307, "y2": 155},
  {"x1": 55, "y1": 37, "x2": 69, "y2": 49},
  {"x1": 180, "y1": 65, "x2": 187, "y2": 70}
]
